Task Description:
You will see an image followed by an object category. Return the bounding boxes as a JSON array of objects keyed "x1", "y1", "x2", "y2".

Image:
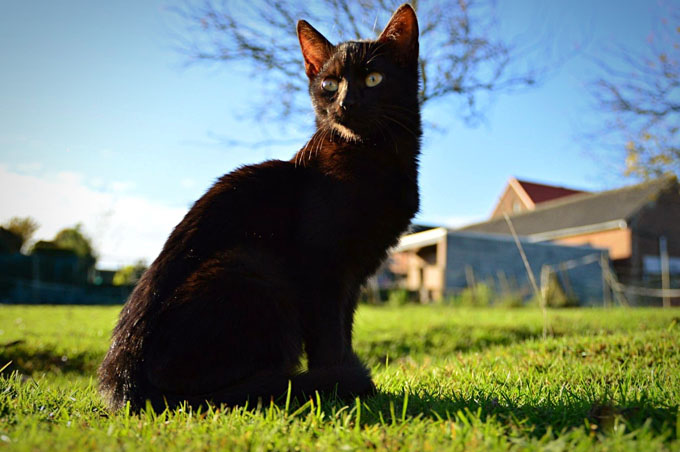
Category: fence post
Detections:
[
  {"x1": 601, "y1": 254, "x2": 611, "y2": 307},
  {"x1": 32, "y1": 254, "x2": 40, "y2": 302},
  {"x1": 465, "y1": 265, "x2": 477, "y2": 305},
  {"x1": 497, "y1": 270, "x2": 511, "y2": 299},
  {"x1": 602, "y1": 262, "x2": 630, "y2": 307},
  {"x1": 504, "y1": 214, "x2": 548, "y2": 338},
  {"x1": 540, "y1": 265, "x2": 551, "y2": 306},
  {"x1": 660, "y1": 236, "x2": 670, "y2": 308}
]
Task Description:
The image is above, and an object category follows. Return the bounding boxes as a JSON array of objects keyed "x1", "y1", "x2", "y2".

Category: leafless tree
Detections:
[
  {"x1": 589, "y1": 7, "x2": 679, "y2": 179},
  {"x1": 172, "y1": 0, "x2": 549, "y2": 131}
]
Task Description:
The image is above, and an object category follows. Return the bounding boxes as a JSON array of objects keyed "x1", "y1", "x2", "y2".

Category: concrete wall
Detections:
[
  {"x1": 555, "y1": 228, "x2": 632, "y2": 260},
  {"x1": 631, "y1": 185, "x2": 680, "y2": 280},
  {"x1": 444, "y1": 232, "x2": 608, "y2": 305}
]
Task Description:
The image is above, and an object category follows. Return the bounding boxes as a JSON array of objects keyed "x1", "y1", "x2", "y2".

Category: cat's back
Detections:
[
  {"x1": 116, "y1": 157, "x2": 312, "y2": 318},
  {"x1": 98, "y1": 158, "x2": 312, "y2": 409}
]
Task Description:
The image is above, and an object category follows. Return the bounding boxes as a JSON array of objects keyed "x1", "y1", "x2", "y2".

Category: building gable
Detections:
[
  {"x1": 464, "y1": 176, "x2": 678, "y2": 239},
  {"x1": 490, "y1": 177, "x2": 585, "y2": 218}
]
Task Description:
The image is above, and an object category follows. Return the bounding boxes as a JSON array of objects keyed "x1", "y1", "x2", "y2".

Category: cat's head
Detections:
[{"x1": 297, "y1": 4, "x2": 420, "y2": 143}]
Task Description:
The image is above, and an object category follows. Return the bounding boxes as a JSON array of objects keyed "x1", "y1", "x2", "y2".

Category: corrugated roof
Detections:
[{"x1": 459, "y1": 176, "x2": 678, "y2": 237}]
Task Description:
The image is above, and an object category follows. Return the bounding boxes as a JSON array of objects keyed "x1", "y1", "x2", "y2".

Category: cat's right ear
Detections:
[
  {"x1": 297, "y1": 20, "x2": 334, "y2": 78},
  {"x1": 377, "y1": 4, "x2": 419, "y2": 65}
]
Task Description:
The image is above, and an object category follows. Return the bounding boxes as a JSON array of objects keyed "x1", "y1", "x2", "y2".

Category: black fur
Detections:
[{"x1": 98, "y1": 4, "x2": 421, "y2": 412}]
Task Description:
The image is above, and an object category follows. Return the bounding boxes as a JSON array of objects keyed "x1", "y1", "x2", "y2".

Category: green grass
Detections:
[{"x1": 1, "y1": 304, "x2": 679, "y2": 451}]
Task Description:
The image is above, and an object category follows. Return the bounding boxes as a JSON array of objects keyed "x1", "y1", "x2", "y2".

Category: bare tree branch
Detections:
[
  {"x1": 588, "y1": 6, "x2": 680, "y2": 179},
  {"x1": 171, "y1": 0, "x2": 555, "y2": 130}
]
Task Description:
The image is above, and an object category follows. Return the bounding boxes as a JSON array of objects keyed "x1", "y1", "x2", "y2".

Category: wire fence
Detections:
[{"x1": 501, "y1": 214, "x2": 679, "y2": 308}]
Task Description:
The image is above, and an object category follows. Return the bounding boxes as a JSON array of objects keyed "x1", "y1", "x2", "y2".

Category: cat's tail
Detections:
[{"x1": 148, "y1": 365, "x2": 376, "y2": 412}]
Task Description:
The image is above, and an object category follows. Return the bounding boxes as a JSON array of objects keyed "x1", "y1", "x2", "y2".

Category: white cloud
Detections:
[
  {"x1": 180, "y1": 177, "x2": 196, "y2": 189},
  {"x1": 89, "y1": 177, "x2": 105, "y2": 189},
  {"x1": 55, "y1": 170, "x2": 84, "y2": 185},
  {"x1": 15, "y1": 161, "x2": 44, "y2": 173},
  {"x1": 0, "y1": 165, "x2": 187, "y2": 269},
  {"x1": 111, "y1": 180, "x2": 136, "y2": 193}
]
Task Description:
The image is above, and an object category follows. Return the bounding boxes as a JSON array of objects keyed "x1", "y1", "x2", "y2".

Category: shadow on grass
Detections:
[
  {"x1": 0, "y1": 324, "x2": 544, "y2": 378},
  {"x1": 0, "y1": 341, "x2": 101, "y2": 376},
  {"x1": 350, "y1": 389, "x2": 678, "y2": 440},
  {"x1": 358, "y1": 324, "x2": 552, "y2": 366},
  {"x1": 139, "y1": 388, "x2": 676, "y2": 443}
]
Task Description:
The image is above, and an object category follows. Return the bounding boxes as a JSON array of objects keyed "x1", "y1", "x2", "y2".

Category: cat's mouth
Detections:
[
  {"x1": 330, "y1": 119, "x2": 362, "y2": 142},
  {"x1": 329, "y1": 111, "x2": 364, "y2": 142}
]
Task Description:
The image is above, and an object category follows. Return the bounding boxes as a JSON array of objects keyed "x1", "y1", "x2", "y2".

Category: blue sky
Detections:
[{"x1": 0, "y1": 0, "x2": 669, "y2": 268}]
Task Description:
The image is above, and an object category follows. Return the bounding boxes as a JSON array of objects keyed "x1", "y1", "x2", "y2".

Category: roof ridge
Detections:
[
  {"x1": 459, "y1": 175, "x2": 677, "y2": 230},
  {"x1": 519, "y1": 175, "x2": 676, "y2": 214},
  {"x1": 514, "y1": 178, "x2": 586, "y2": 193}
]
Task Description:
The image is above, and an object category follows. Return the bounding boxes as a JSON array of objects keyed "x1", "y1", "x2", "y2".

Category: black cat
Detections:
[{"x1": 98, "y1": 3, "x2": 421, "y2": 412}]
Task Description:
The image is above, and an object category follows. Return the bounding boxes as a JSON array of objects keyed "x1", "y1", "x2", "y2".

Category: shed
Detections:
[{"x1": 389, "y1": 228, "x2": 608, "y2": 305}]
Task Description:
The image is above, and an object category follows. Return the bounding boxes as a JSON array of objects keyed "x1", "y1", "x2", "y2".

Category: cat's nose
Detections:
[
  {"x1": 338, "y1": 96, "x2": 357, "y2": 115},
  {"x1": 339, "y1": 99, "x2": 354, "y2": 110}
]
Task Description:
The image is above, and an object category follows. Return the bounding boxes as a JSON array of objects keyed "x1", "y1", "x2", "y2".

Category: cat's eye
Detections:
[
  {"x1": 322, "y1": 77, "x2": 339, "y2": 92},
  {"x1": 365, "y1": 72, "x2": 383, "y2": 87}
]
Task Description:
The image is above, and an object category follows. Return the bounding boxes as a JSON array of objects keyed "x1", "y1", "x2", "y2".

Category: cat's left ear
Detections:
[
  {"x1": 297, "y1": 20, "x2": 335, "y2": 78},
  {"x1": 378, "y1": 3, "x2": 419, "y2": 64}
]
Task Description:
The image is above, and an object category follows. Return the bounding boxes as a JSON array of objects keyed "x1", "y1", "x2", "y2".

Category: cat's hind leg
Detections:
[
  {"x1": 165, "y1": 363, "x2": 376, "y2": 409},
  {"x1": 141, "y1": 251, "x2": 304, "y2": 409}
]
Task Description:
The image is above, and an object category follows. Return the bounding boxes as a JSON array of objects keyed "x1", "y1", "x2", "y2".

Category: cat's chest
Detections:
[
  {"x1": 298, "y1": 165, "x2": 418, "y2": 248},
  {"x1": 347, "y1": 173, "x2": 417, "y2": 219},
  {"x1": 327, "y1": 151, "x2": 417, "y2": 204}
]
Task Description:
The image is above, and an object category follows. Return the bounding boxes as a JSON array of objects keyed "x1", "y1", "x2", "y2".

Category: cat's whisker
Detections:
[
  {"x1": 370, "y1": 117, "x2": 399, "y2": 155},
  {"x1": 381, "y1": 114, "x2": 420, "y2": 140},
  {"x1": 299, "y1": 137, "x2": 313, "y2": 166},
  {"x1": 385, "y1": 120, "x2": 401, "y2": 155},
  {"x1": 365, "y1": 53, "x2": 385, "y2": 65},
  {"x1": 314, "y1": 125, "x2": 332, "y2": 160},
  {"x1": 311, "y1": 128, "x2": 323, "y2": 161},
  {"x1": 320, "y1": 127, "x2": 331, "y2": 158},
  {"x1": 366, "y1": 41, "x2": 388, "y2": 64},
  {"x1": 377, "y1": 104, "x2": 419, "y2": 118},
  {"x1": 294, "y1": 146, "x2": 301, "y2": 167},
  {"x1": 380, "y1": 102, "x2": 417, "y2": 112},
  {"x1": 330, "y1": 121, "x2": 362, "y2": 143},
  {"x1": 301, "y1": 131, "x2": 322, "y2": 167},
  {"x1": 311, "y1": 129, "x2": 325, "y2": 162},
  {"x1": 372, "y1": 118, "x2": 392, "y2": 153}
]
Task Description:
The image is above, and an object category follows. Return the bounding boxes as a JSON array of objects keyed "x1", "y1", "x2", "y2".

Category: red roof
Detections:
[{"x1": 516, "y1": 179, "x2": 585, "y2": 205}]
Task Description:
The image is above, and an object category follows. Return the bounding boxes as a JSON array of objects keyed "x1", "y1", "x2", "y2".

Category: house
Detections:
[
  {"x1": 388, "y1": 228, "x2": 608, "y2": 305},
  {"x1": 0, "y1": 239, "x2": 132, "y2": 305},
  {"x1": 382, "y1": 175, "x2": 679, "y2": 305},
  {"x1": 490, "y1": 177, "x2": 586, "y2": 218},
  {"x1": 460, "y1": 175, "x2": 680, "y2": 287},
  {"x1": 0, "y1": 227, "x2": 22, "y2": 255}
]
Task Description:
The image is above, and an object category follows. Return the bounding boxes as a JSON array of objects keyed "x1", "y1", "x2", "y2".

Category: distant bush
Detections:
[
  {"x1": 113, "y1": 260, "x2": 148, "y2": 286},
  {"x1": 493, "y1": 293, "x2": 525, "y2": 308},
  {"x1": 448, "y1": 283, "x2": 494, "y2": 307},
  {"x1": 530, "y1": 272, "x2": 579, "y2": 308},
  {"x1": 386, "y1": 289, "x2": 411, "y2": 307},
  {"x1": 444, "y1": 283, "x2": 531, "y2": 308}
]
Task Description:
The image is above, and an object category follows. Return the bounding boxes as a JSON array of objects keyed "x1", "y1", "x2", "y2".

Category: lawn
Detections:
[{"x1": 1, "y1": 304, "x2": 679, "y2": 451}]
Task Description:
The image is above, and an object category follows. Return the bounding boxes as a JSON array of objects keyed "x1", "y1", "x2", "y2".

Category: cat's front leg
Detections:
[
  {"x1": 303, "y1": 286, "x2": 374, "y2": 391},
  {"x1": 302, "y1": 306, "x2": 376, "y2": 400},
  {"x1": 303, "y1": 297, "x2": 349, "y2": 368}
]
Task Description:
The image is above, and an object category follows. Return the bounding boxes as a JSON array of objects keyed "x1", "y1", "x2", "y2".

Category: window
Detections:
[{"x1": 512, "y1": 201, "x2": 521, "y2": 213}]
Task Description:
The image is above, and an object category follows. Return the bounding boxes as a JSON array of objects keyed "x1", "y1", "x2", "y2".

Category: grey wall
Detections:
[{"x1": 445, "y1": 232, "x2": 608, "y2": 305}]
